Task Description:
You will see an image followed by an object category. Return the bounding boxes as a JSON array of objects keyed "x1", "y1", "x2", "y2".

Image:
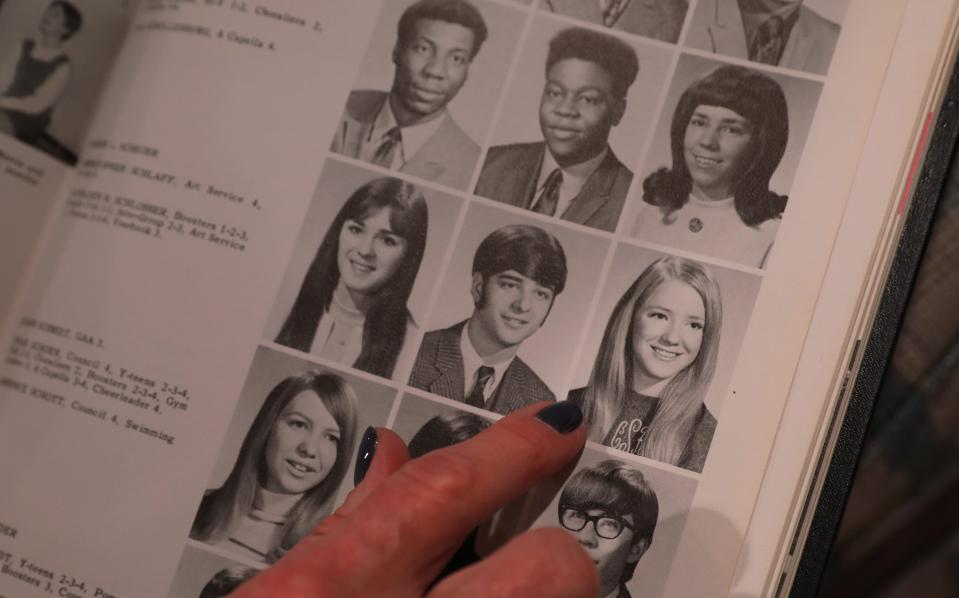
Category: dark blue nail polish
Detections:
[
  {"x1": 354, "y1": 426, "x2": 377, "y2": 486},
  {"x1": 535, "y1": 402, "x2": 583, "y2": 434}
]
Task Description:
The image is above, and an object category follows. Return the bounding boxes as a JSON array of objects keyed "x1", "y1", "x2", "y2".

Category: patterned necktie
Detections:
[
  {"x1": 599, "y1": 0, "x2": 630, "y2": 27},
  {"x1": 371, "y1": 126, "x2": 402, "y2": 168},
  {"x1": 533, "y1": 168, "x2": 563, "y2": 216},
  {"x1": 466, "y1": 365, "x2": 495, "y2": 409},
  {"x1": 750, "y1": 15, "x2": 785, "y2": 65}
]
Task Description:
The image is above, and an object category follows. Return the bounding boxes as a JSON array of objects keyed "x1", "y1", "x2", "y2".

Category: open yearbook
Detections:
[{"x1": 1, "y1": 0, "x2": 958, "y2": 596}]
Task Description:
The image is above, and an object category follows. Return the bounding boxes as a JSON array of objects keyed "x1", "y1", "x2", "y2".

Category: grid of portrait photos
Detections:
[{"x1": 168, "y1": 1, "x2": 849, "y2": 596}]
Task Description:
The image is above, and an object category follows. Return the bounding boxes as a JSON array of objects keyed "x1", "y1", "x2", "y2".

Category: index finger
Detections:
[{"x1": 347, "y1": 401, "x2": 586, "y2": 589}]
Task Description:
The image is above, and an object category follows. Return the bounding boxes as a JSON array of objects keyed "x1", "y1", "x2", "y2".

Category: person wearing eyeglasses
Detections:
[{"x1": 557, "y1": 459, "x2": 659, "y2": 598}]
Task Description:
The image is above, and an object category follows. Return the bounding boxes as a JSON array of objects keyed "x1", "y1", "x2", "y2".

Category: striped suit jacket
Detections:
[{"x1": 408, "y1": 321, "x2": 555, "y2": 415}]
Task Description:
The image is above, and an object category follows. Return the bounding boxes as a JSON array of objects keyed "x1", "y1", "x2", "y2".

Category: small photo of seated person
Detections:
[
  {"x1": 686, "y1": 0, "x2": 846, "y2": 76},
  {"x1": 542, "y1": 0, "x2": 689, "y2": 44},
  {"x1": 190, "y1": 370, "x2": 359, "y2": 564},
  {"x1": 634, "y1": 64, "x2": 787, "y2": 269},
  {"x1": 571, "y1": 256, "x2": 721, "y2": 473},
  {"x1": 331, "y1": 0, "x2": 523, "y2": 191},
  {"x1": 0, "y1": 1, "x2": 80, "y2": 157},
  {"x1": 409, "y1": 224, "x2": 568, "y2": 415},
  {"x1": 475, "y1": 27, "x2": 639, "y2": 232},
  {"x1": 557, "y1": 460, "x2": 659, "y2": 598}
]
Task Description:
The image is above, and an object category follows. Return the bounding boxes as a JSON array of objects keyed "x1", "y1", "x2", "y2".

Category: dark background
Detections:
[{"x1": 815, "y1": 108, "x2": 959, "y2": 597}]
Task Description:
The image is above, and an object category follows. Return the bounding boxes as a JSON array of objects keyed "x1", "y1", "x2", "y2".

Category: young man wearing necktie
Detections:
[
  {"x1": 409, "y1": 225, "x2": 567, "y2": 415},
  {"x1": 330, "y1": 0, "x2": 488, "y2": 190},
  {"x1": 687, "y1": 0, "x2": 841, "y2": 75},
  {"x1": 543, "y1": 0, "x2": 688, "y2": 44},
  {"x1": 475, "y1": 27, "x2": 638, "y2": 233}
]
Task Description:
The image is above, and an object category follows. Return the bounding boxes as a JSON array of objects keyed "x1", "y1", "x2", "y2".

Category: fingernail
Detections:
[
  {"x1": 354, "y1": 426, "x2": 377, "y2": 486},
  {"x1": 535, "y1": 402, "x2": 583, "y2": 434}
]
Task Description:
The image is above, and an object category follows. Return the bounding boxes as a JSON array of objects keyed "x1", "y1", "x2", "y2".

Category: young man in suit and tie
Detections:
[
  {"x1": 558, "y1": 460, "x2": 659, "y2": 598},
  {"x1": 544, "y1": 0, "x2": 688, "y2": 44},
  {"x1": 687, "y1": 0, "x2": 840, "y2": 75},
  {"x1": 331, "y1": 0, "x2": 487, "y2": 190},
  {"x1": 475, "y1": 27, "x2": 638, "y2": 233},
  {"x1": 409, "y1": 224, "x2": 567, "y2": 415}
]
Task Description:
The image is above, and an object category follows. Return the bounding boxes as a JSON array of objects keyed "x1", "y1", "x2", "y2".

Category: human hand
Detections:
[{"x1": 230, "y1": 401, "x2": 598, "y2": 597}]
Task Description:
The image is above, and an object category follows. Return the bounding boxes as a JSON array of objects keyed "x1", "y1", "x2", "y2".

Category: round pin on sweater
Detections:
[{"x1": 688, "y1": 217, "x2": 704, "y2": 233}]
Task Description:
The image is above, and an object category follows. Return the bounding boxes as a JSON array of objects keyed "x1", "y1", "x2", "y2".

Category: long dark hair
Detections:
[
  {"x1": 408, "y1": 411, "x2": 491, "y2": 458},
  {"x1": 276, "y1": 177, "x2": 428, "y2": 378},
  {"x1": 643, "y1": 64, "x2": 789, "y2": 226},
  {"x1": 190, "y1": 371, "x2": 358, "y2": 562}
]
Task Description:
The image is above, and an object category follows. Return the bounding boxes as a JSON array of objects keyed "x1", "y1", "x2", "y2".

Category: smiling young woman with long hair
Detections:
[
  {"x1": 190, "y1": 371, "x2": 358, "y2": 563},
  {"x1": 276, "y1": 176, "x2": 429, "y2": 380},
  {"x1": 569, "y1": 256, "x2": 722, "y2": 472},
  {"x1": 633, "y1": 64, "x2": 789, "y2": 269}
]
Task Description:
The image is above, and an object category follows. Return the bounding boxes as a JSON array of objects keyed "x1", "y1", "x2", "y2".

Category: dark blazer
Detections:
[
  {"x1": 330, "y1": 89, "x2": 479, "y2": 190},
  {"x1": 544, "y1": 0, "x2": 688, "y2": 44},
  {"x1": 686, "y1": 0, "x2": 840, "y2": 75},
  {"x1": 474, "y1": 142, "x2": 632, "y2": 232},
  {"x1": 409, "y1": 321, "x2": 555, "y2": 415}
]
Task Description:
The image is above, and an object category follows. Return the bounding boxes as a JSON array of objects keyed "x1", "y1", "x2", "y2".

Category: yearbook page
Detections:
[{"x1": 0, "y1": 1, "x2": 943, "y2": 597}]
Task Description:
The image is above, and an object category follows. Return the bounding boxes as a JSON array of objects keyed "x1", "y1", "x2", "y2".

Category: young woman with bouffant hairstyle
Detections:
[{"x1": 634, "y1": 65, "x2": 789, "y2": 268}]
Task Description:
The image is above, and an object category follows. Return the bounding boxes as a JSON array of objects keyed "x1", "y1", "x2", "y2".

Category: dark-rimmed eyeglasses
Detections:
[{"x1": 559, "y1": 506, "x2": 634, "y2": 540}]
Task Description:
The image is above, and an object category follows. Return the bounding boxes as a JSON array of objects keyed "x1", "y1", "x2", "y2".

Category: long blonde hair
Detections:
[{"x1": 582, "y1": 256, "x2": 722, "y2": 465}]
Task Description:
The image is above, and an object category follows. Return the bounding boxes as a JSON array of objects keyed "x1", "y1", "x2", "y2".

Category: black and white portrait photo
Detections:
[
  {"x1": 166, "y1": 544, "x2": 261, "y2": 598},
  {"x1": 393, "y1": 393, "x2": 556, "y2": 576},
  {"x1": 571, "y1": 244, "x2": 761, "y2": 472},
  {"x1": 409, "y1": 201, "x2": 609, "y2": 416},
  {"x1": 476, "y1": 19, "x2": 672, "y2": 232},
  {"x1": 532, "y1": 449, "x2": 698, "y2": 598},
  {"x1": 0, "y1": 0, "x2": 131, "y2": 163},
  {"x1": 330, "y1": 0, "x2": 525, "y2": 191},
  {"x1": 391, "y1": 393, "x2": 494, "y2": 455},
  {"x1": 630, "y1": 53, "x2": 823, "y2": 269},
  {"x1": 187, "y1": 347, "x2": 395, "y2": 565},
  {"x1": 541, "y1": 0, "x2": 690, "y2": 45},
  {"x1": 685, "y1": 0, "x2": 849, "y2": 76},
  {"x1": 264, "y1": 159, "x2": 462, "y2": 382}
]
